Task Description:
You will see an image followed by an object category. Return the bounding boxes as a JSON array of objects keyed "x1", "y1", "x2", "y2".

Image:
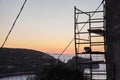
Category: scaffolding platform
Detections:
[{"x1": 74, "y1": 5, "x2": 107, "y2": 80}]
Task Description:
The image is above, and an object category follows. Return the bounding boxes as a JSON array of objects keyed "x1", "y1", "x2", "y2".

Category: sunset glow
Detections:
[{"x1": 0, "y1": 0, "x2": 103, "y2": 54}]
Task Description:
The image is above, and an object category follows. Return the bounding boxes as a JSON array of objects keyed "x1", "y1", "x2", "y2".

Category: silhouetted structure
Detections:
[
  {"x1": 106, "y1": 0, "x2": 120, "y2": 80},
  {"x1": 74, "y1": 1, "x2": 106, "y2": 79}
]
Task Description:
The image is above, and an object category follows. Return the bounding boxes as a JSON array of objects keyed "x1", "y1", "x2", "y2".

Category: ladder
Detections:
[{"x1": 74, "y1": 6, "x2": 107, "y2": 80}]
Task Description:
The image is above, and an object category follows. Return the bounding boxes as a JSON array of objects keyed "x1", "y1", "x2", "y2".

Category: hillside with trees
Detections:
[{"x1": 0, "y1": 48, "x2": 58, "y2": 75}]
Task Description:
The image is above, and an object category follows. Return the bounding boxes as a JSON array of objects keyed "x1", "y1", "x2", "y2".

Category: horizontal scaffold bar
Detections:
[
  {"x1": 84, "y1": 73, "x2": 106, "y2": 75},
  {"x1": 90, "y1": 18, "x2": 104, "y2": 20},
  {"x1": 76, "y1": 21, "x2": 104, "y2": 24},
  {"x1": 80, "y1": 51, "x2": 106, "y2": 54},
  {"x1": 90, "y1": 35, "x2": 103, "y2": 37},
  {"x1": 76, "y1": 42, "x2": 104, "y2": 44},
  {"x1": 78, "y1": 60, "x2": 106, "y2": 64},
  {"x1": 76, "y1": 10, "x2": 103, "y2": 14}
]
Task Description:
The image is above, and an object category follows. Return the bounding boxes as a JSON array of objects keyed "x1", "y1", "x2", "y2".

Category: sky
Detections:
[{"x1": 0, "y1": 0, "x2": 103, "y2": 54}]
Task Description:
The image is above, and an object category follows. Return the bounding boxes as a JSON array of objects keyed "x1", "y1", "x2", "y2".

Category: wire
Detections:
[
  {"x1": 79, "y1": 0, "x2": 105, "y2": 32},
  {"x1": 57, "y1": 0, "x2": 105, "y2": 59},
  {"x1": 1, "y1": 0, "x2": 27, "y2": 48},
  {"x1": 57, "y1": 38, "x2": 74, "y2": 59}
]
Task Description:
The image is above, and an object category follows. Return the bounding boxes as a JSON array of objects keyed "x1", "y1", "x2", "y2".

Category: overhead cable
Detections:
[
  {"x1": 57, "y1": 38, "x2": 74, "y2": 59},
  {"x1": 57, "y1": 0, "x2": 105, "y2": 59},
  {"x1": 1, "y1": 0, "x2": 27, "y2": 48},
  {"x1": 79, "y1": 0, "x2": 105, "y2": 32}
]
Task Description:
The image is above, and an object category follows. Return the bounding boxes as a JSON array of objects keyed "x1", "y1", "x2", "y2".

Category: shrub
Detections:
[{"x1": 33, "y1": 63, "x2": 89, "y2": 80}]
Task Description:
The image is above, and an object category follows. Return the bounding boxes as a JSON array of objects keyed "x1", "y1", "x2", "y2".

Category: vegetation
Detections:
[
  {"x1": 33, "y1": 63, "x2": 89, "y2": 80},
  {"x1": 0, "y1": 48, "x2": 90, "y2": 80},
  {"x1": 0, "y1": 48, "x2": 57, "y2": 74}
]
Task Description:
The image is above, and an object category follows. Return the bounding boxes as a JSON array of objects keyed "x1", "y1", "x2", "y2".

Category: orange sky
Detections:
[{"x1": 0, "y1": 0, "x2": 103, "y2": 54}]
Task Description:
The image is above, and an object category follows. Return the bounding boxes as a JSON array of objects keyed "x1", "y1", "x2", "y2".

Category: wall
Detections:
[{"x1": 106, "y1": 0, "x2": 120, "y2": 80}]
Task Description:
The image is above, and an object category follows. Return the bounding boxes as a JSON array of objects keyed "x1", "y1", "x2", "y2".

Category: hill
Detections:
[{"x1": 0, "y1": 48, "x2": 58, "y2": 74}]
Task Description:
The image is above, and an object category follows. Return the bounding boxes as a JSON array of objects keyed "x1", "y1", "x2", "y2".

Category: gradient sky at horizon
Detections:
[{"x1": 0, "y1": 0, "x2": 103, "y2": 54}]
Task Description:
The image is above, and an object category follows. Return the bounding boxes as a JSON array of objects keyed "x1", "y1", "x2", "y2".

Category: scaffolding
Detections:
[{"x1": 74, "y1": 5, "x2": 107, "y2": 80}]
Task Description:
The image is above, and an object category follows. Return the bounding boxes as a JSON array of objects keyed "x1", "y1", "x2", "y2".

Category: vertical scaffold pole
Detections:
[{"x1": 74, "y1": 6, "x2": 78, "y2": 70}]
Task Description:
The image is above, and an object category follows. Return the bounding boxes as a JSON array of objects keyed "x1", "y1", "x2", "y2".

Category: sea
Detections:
[{"x1": 0, "y1": 54, "x2": 106, "y2": 80}]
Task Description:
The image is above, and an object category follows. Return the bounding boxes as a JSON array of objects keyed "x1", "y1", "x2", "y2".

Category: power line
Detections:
[
  {"x1": 57, "y1": 38, "x2": 74, "y2": 59},
  {"x1": 79, "y1": 0, "x2": 105, "y2": 32},
  {"x1": 57, "y1": 0, "x2": 105, "y2": 59},
  {"x1": 1, "y1": 0, "x2": 27, "y2": 48}
]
